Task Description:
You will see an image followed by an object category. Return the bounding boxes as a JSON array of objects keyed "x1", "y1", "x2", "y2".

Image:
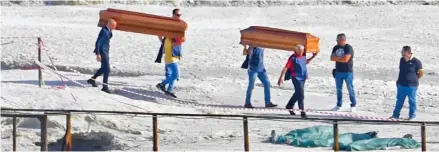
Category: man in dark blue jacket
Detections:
[{"x1": 87, "y1": 19, "x2": 117, "y2": 93}]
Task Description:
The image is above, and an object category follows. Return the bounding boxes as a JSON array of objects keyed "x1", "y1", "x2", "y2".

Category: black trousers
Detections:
[{"x1": 286, "y1": 78, "x2": 305, "y2": 110}]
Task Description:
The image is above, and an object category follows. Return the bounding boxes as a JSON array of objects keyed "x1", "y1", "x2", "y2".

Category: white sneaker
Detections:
[
  {"x1": 350, "y1": 107, "x2": 357, "y2": 113},
  {"x1": 331, "y1": 106, "x2": 341, "y2": 111}
]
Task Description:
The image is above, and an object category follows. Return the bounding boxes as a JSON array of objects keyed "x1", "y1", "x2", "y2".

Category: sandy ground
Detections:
[{"x1": 1, "y1": 4, "x2": 439, "y2": 151}]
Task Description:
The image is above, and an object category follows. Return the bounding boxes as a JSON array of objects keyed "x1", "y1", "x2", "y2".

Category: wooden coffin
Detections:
[
  {"x1": 98, "y1": 8, "x2": 187, "y2": 38},
  {"x1": 240, "y1": 26, "x2": 320, "y2": 53}
]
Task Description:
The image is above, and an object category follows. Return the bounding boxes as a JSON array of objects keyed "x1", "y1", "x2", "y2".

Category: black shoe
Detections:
[
  {"x1": 156, "y1": 83, "x2": 166, "y2": 92},
  {"x1": 300, "y1": 112, "x2": 307, "y2": 119},
  {"x1": 288, "y1": 110, "x2": 296, "y2": 115},
  {"x1": 244, "y1": 104, "x2": 254, "y2": 108},
  {"x1": 87, "y1": 79, "x2": 98, "y2": 87},
  {"x1": 265, "y1": 102, "x2": 278, "y2": 108},
  {"x1": 165, "y1": 91, "x2": 177, "y2": 98},
  {"x1": 101, "y1": 87, "x2": 111, "y2": 94}
]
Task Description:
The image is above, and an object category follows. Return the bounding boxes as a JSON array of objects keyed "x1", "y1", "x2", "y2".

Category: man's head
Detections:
[
  {"x1": 106, "y1": 19, "x2": 117, "y2": 30},
  {"x1": 401, "y1": 46, "x2": 412, "y2": 58},
  {"x1": 295, "y1": 44, "x2": 305, "y2": 56},
  {"x1": 336, "y1": 33, "x2": 347, "y2": 46},
  {"x1": 172, "y1": 8, "x2": 181, "y2": 19}
]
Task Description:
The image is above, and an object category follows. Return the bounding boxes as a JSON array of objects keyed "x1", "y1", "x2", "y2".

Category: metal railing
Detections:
[
  {"x1": 1, "y1": 113, "x2": 49, "y2": 151},
  {"x1": 2, "y1": 108, "x2": 439, "y2": 151}
]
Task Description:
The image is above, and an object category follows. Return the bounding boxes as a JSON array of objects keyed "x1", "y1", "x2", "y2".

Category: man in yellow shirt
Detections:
[{"x1": 156, "y1": 8, "x2": 185, "y2": 98}]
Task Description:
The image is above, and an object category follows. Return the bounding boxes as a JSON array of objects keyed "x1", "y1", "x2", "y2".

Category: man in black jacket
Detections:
[{"x1": 87, "y1": 19, "x2": 117, "y2": 93}]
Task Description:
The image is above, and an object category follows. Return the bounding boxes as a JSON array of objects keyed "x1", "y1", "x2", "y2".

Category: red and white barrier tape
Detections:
[{"x1": 34, "y1": 59, "x2": 397, "y2": 121}]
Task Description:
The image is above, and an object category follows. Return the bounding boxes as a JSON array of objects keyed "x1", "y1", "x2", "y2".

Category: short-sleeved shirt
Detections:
[
  {"x1": 285, "y1": 54, "x2": 307, "y2": 80},
  {"x1": 332, "y1": 44, "x2": 354, "y2": 72},
  {"x1": 248, "y1": 47, "x2": 265, "y2": 72},
  {"x1": 397, "y1": 56, "x2": 423, "y2": 87}
]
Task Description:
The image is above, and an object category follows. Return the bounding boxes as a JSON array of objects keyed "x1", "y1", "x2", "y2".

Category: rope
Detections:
[
  {"x1": 34, "y1": 59, "x2": 397, "y2": 121},
  {"x1": 39, "y1": 39, "x2": 66, "y2": 88},
  {"x1": 1, "y1": 36, "x2": 37, "y2": 39}
]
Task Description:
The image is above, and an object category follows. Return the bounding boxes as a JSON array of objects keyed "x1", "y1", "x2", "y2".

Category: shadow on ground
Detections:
[
  {"x1": 43, "y1": 131, "x2": 124, "y2": 151},
  {"x1": 112, "y1": 87, "x2": 175, "y2": 103}
]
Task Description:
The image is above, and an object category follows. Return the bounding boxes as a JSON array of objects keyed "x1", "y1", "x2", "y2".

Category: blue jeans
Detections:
[
  {"x1": 286, "y1": 78, "x2": 305, "y2": 110},
  {"x1": 245, "y1": 70, "x2": 271, "y2": 105},
  {"x1": 161, "y1": 62, "x2": 179, "y2": 92},
  {"x1": 335, "y1": 72, "x2": 357, "y2": 107},
  {"x1": 392, "y1": 85, "x2": 417, "y2": 119}
]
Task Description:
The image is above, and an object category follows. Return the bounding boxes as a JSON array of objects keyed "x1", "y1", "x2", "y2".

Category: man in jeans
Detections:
[
  {"x1": 330, "y1": 33, "x2": 357, "y2": 112},
  {"x1": 156, "y1": 8, "x2": 185, "y2": 98},
  {"x1": 390, "y1": 46, "x2": 423, "y2": 120},
  {"x1": 242, "y1": 44, "x2": 277, "y2": 108}
]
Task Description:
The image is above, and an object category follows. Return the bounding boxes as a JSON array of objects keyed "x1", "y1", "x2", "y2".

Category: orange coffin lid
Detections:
[{"x1": 97, "y1": 8, "x2": 187, "y2": 38}]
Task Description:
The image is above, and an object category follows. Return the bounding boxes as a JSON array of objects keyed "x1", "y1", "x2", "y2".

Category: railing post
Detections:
[
  {"x1": 37, "y1": 37, "x2": 43, "y2": 88},
  {"x1": 243, "y1": 116, "x2": 249, "y2": 152},
  {"x1": 65, "y1": 113, "x2": 72, "y2": 151},
  {"x1": 153, "y1": 115, "x2": 158, "y2": 151},
  {"x1": 333, "y1": 121, "x2": 339, "y2": 151},
  {"x1": 40, "y1": 115, "x2": 48, "y2": 151},
  {"x1": 12, "y1": 117, "x2": 17, "y2": 152},
  {"x1": 421, "y1": 123, "x2": 426, "y2": 152}
]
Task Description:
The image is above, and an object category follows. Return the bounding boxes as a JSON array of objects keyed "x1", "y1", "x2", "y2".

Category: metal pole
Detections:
[
  {"x1": 37, "y1": 37, "x2": 42, "y2": 88},
  {"x1": 243, "y1": 116, "x2": 249, "y2": 152},
  {"x1": 421, "y1": 123, "x2": 426, "y2": 152},
  {"x1": 333, "y1": 121, "x2": 339, "y2": 151},
  {"x1": 153, "y1": 115, "x2": 158, "y2": 151},
  {"x1": 40, "y1": 115, "x2": 48, "y2": 151},
  {"x1": 66, "y1": 113, "x2": 72, "y2": 151},
  {"x1": 12, "y1": 117, "x2": 17, "y2": 152}
]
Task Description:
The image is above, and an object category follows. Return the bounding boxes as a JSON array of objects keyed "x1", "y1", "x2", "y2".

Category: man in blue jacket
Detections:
[
  {"x1": 87, "y1": 19, "x2": 117, "y2": 93},
  {"x1": 242, "y1": 44, "x2": 277, "y2": 108}
]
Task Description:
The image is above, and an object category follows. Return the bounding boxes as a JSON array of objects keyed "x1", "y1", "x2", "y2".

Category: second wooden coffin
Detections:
[
  {"x1": 98, "y1": 8, "x2": 187, "y2": 38},
  {"x1": 240, "y1": 26, "x2": 320, "y2": 53}
]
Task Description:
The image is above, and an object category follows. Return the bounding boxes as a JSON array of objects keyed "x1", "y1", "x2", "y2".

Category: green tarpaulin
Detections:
[
  {"x1": 347, "y1": 138, "x2": 420, "y2": 151},
  {"x1": 270, "y1": 125, "x2": 420, "y2": 151}
]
